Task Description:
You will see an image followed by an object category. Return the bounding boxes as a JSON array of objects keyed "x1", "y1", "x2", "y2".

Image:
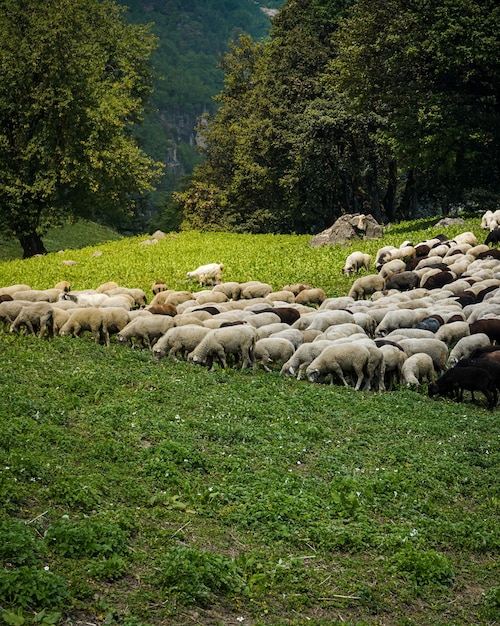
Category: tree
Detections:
[
  {"x1": 0, "y1": 0, "x2": 163, "y2": 257},
  {"x1": 331, "y1": 0, "x2": 500, "y2": 215}
]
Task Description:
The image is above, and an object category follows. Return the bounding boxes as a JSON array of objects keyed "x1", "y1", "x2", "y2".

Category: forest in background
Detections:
[{"x1": 118, "y1": 0, "x2": 284, "y2": 222}]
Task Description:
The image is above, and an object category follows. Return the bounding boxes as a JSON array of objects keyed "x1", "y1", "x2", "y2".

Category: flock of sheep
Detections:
[{"x1": 3, "y1": 219, "x2": 500, "y2": 409}]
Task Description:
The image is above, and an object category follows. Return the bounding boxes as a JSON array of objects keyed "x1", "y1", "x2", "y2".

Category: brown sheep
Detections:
[{"x1": 469, "y1": 319, "x2": 500, "y2": 344}]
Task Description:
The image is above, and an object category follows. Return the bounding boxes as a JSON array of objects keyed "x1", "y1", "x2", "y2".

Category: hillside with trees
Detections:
[
  {"x1": 175, "y1": 0, "x2": 499, "y2": 234},
  {"x1": 119, "y1": 0, "x2": 284, "y2": 227}
]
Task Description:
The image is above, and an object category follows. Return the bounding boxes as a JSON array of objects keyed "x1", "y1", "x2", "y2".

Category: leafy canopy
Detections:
[{"x1": 0, "y1": 0, "x2": 163, "y2": 257}]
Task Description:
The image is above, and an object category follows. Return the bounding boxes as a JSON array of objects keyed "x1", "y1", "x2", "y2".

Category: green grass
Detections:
[{"x1": 0, "y1": 216, "x2": 499, "y2": 625}]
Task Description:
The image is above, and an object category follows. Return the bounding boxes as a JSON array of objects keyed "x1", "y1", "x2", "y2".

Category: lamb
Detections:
[
  {"x1": 342, "y1": 251, "x2": 371, "y2": 275},
  {"x1": 306, "y1": 343, "x2": 371, "y2": 390},
  {"x1": 428, "y1": 367, "x2": 496, "y2": 409},
  {"x1": 395, "y1": 338, "x2": 448, "y2": 373},
  {"x1": 401, "y1": 353, "x2": 435, "y2": 387},
  {"x1": 348, "y1": 274, "x2": 385, "y2": 301},
  {"x1": 446, "y1": 333, "x2": 491, "y2": 367},
  {"x1": 280, "y1": 340, "x2": 334, "y2": 379},
  {"x1": 186, "y1": 263, "x2": 224, "y2": 287},
  {"x1": 153, "y1": 325, "x2": 212, "y2": 361},
  {"x1": 118, "y1": 315, "x2": 175, "y2": 349},
  {"x1": 187, "y1": 324, "x2": 257, "y2": 369},
  {"x1": 9, "y1": 302, "x2": 55, "y2": 338},
  {"x1": 254, "y1": 337, "x2": 296, "y2": 372}
]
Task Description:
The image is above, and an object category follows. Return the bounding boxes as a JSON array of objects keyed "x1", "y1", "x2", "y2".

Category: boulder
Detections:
[{"x1": 310, "y1": 213, "x2": 383, "y2": 247}]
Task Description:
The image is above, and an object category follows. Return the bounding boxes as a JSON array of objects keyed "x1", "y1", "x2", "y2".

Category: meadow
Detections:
[{"x1": 0, "y1": 217, "x2": 498, "y2": 626}]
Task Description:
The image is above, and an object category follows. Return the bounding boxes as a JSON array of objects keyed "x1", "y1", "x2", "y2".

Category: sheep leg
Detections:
[{"x1": 354, "y1": 366, "x2": 365, "y2": 391}]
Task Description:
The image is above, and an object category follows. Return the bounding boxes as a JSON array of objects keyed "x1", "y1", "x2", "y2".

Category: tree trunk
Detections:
[
  {"x1": 399, "y1": 168, "x2": 419, "y2": 220},
  {"x1": 383, "y1": 159, "x2": 397, "y2": 222},
  {"x1": 19, "y1": 231, "x2": 47, "y2": 258}
]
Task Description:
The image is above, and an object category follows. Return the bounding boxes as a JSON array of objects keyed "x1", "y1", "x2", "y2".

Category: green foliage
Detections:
[
  {"x1": 0, "y1": 0, "x2": 163, "y2": 257},
  {"x1": 44, "y1": 517, "x2": 130, "y2": 558},
  {"x1": 391, "y1": 548, "x2": 455, "y2": 589},
  {"x1": 0, "y1": 520, "x2": 42, "y2": 567},
  {"x1": 0, "y1": 567, "x2": 68, "y2": 610},
  {"x1": 151, "y1": 546, "x2": 245, "y2": 606}
]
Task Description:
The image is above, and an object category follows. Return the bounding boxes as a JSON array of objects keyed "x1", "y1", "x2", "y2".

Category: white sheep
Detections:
[
  {"x1": 0, "y1": 301, "x2": 25, "y2": 331},
  {"x1": 60, "y1": 292, "x2": 110, "y2": 307},
  {"x1": 446, "y1": 333, "x2": 491, "y2": 367},
  {"x1": 9, "y1": 302, "x2": 55, "y2": 338},
  {"x1": 378, "y1": 344, "x2": 407, "y2": 390},
  {"x1": 269, "y1": 328, "x2": 304, "y2": 349},
  {"x1": 105, "y1": 287, "x2": 148, "y2": 308},
  {"x1": 186, "y1": 263, "x2": 224, "y2": 287},
  {"x1": 396, "y1": 338, "x2": 448, "y2": 374},
  {"x1": 378, "y1": 259, "x2": 406, "y2": 279},
  {"x1": 13, "y1": 288, "x2": 62, "y2": 303},
  {"x1": 59, "y1": 307, "x2": 107, "y2": 344},
  {"x1": 0, "y1": 284, "x2": 31, "y2": 297},
  {"x1": 294, "y1": 287, "x2": 326, "y2": 307},
  {"x1": 306, "y1": 310, "x2": 354, "y2": 331},
  {"x1": 306, "y1": 343, "x2": 371, "y2": 390},
  {"x1": 342, "y1": 251, "x2": 371, "y2": 276},
  {"x1": 254, "y1": 337, "x2": 295, "y2": 372},
  {"x1": 153, "y1": 325, "x2": 212, "y2": 361},
  {"x1": 118, "y1": 315, "x2": 175, "y2": 349},
  {"x1": 374, "y1": 309, "x2": 427, "y2": 337},
  {"x1": 435, "y1": 321, "x2": 470, "y2": 345},
  {"x1": 212, "y1": 282, "x2": 243, "y2": 300},
  {"x1": 187, "y1": 324, "x2": 257, "y2": 369},
  {"x1": 280, "y1": 340, "x2": 334, "y2": 379},
  {"x1": 401, "y1": 353, "x2": 435, "y2": 386}
]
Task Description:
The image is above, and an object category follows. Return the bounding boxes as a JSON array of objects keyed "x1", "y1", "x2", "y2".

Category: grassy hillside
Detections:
[{"x1": 0, "y1": 218, "x2": 499, "y2": 625}]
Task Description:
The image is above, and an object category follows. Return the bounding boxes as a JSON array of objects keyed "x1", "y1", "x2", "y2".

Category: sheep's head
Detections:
[{"x1": 307, "y1": 368, "x2": 320, "y2": 383}]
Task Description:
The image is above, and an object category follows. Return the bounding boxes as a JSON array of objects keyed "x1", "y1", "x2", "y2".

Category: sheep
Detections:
[
  {"x1": 118, "y1": 315, "x2": 175, "y2": 349},
  {"x1": 187, "y1": 324, "x2": 257, "y2": 369},
  {"x1": 0, "y1": 301, "x2": 26, "y2": 331},
  {"x1": 420, "y1": 270, "x2": 455, "y2": 290},
  {"x1": 95, "y1": 281, "x2": 120, "y2": 293},
  {"x1": 59, "y1": 308, "x2": 108, "y2": 344},
  {"x1": 348, "y1": 274, "x2": 385, "y2": 301},
  {"x1": 13, "y1": 288, "x2": 62, "y2": 303},
  {"x1": 306, "y1": 309, "x2": 354, "y2": 332},
  {"x1": 105, "y1": 287, "x2": 148, "y2": 308},
  {"x1": 374, "y1": 309, "x2": 427, "y2": 338},
  {"x1": 269, "y1": 328, "x2": 304, "y2": 350},
  {"x1": 152, "y1": 280, "x2": 168, "y2": 295},
  {"x1": 351, "y1": 312, "x2": 377, "y2": 337},
  {"x1": 378, "y1": 344, "x2": 407, "y2": 390},
  {"x1": 9, "y1": 302, "x2": 55, "y2": 338},
  {"x1": 99, "y1": 308, "x2": 131, "y2": 346},
  {"x1": 60, "y1": 292, "x2": 110, "y2": 307},
  {"x1": 245, "y1": 311, "x2": 282, "y2": 328},
  {"x1": 280, "y1": 340, "x2": 335, "y2": 379},
  {"x1": 469, "y1": 318, "x2": 500, "y2": 344},
  {"x1": 342, "y1": 251, "x2": 372, "y2": 275},
  {"x1": 384, "y1": 271, "x2": 419, "y2": 291},
  {"x1": 281, "y1": 283, "x2": 313, "y2": 296},
  {"x1": 146, "y1": 303, "x2": 178, "y2": 317},
  {"x1": 319, "y1": 296, "x2": 355, "y2": 310},
  {"x1": 240, "y1": 281, "x2": 274, "y2": 299},
  {"x1": 294, "y1": 288, "x2": 326, "y2": 307},
  {"x1": 395, "y1": 338, "x2": 448, "y2": 373},
  {"x1": 306, "y1": 343, "x2": 371, "y2": 390},
  {"x1": 435, "y1": 321, "x2": 470, "y2": 345},
  {"x1": 378, "y1": 259, "x2": 406, "y2": 279},
  {"x1": 186, "y1": 263, "x2": 224, "y2": 287},
  {"x1": 0, "y1": 284, "x2": 31, "y2": 297},
  {"x1": 153, "y1": 325, "x2": 212, "y2": 361},
  {"x1": 212, "y1": 282, "x2": 243, "y2": 300},
  {"x1": 54, "y1": 281, "x2": 71, "y2": 293},
  {"x1": 485, "y1": 229, "x2": 500, "y2": 246},
  {"x1": 446, "y1": 333, "x2": 491, "y2": 367},
  {"x1": 254, "y1": 337, "x2": 296, "y2": 372},
  {"x1": 193, "y1": 290, "x2": 228, "y2": 306},
  {"x1": 401, "y1": 353, "x2": 435, "y2": 387},
  {"x1": 428, "y1": 367, "x2": 496, "y2": 409},
  {"x1": 165, "y1": 291, "x2": 194, "y2": 307},
  {"x1": 265, "y1": 290, "x2": 296, "y2": 304}
]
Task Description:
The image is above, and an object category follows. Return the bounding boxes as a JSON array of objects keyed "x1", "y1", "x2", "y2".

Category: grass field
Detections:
[{"x1": 0, "y1": 218, "x2": 499, "y2": 625}]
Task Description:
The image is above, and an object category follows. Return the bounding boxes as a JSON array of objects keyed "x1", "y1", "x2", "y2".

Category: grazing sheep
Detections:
[
  {"x1": 342, "y1": 251, "x2": 372, "y2": 275},
  {"x1": 446, "y1": 333, "x2": 491, "y2": 367},
  {"x1": 396, "y1": 338, "x2": 448, "y2": 373},
  {"x1": 320, "y1": 296, "x2": 355, "y2": 310},
  {"x1": 421, "y1": 270, "x2": 455, "y2": 290},
  {"x1": 281, "y1": 283, "x2": 313, "y2": 296},
  {"x1": 0, "y1": 284, "x2": 31, "y2": 297},
  {"x1": 54, "y1": 281, "x2": 71, "y2": 293},
  {"x1": 384, "y1": 271, "x2": 419, "y2": 292},
  {"x1": 435, "y1": 321, "x2": 470, "y2": 345},
  {"x1": 187, "y1": 324, "x2": 257, "y2": 369},
  {"x1": 378, "y1": 259, "x2": 406, "y2": 279},
  {"x1": 401, "y1": 353, "x2": 435, "y2": 387},
  {"x1": 306, "y1": 343, "x2": 370, "y2": 390},
  {"x1": 269, "y1": 328, "x2": 304, "y2": 350},
  {"x1": 0, "y1": 301, "x2": 26, "y2": 331},
  {"x1": 9, "y1": 302, "x2": 55, "y2": 338},
  {"x1": 280, "y1": 340, "x2": 334, "y2": 379},
  {"x1": 59, "y1": 308, "x2": 107, "y2": 344},
  {"x1": 99, "y1": 308, "x2": 131, "y2": 346},
  {"x1": 106, "y1": 287, "x2": 148, "y2": 308},
  {"x1": 348, "y1": 274, "x2": 385, "y2": 301},
  {"x1": 186, "y1": 263, "x2": 224, "y2": 287},
  {"x1": 294, "y1": 288, "x2": 326, "y2": 307},
  {"x1": 212, "y1": 282, "x2": 243, "y2": 300},
  {"x1": 153, "y1": 325, "x2": 212, "y2": 361},
  {"x1": 254, "y1": 338, "x2": 295, "y2": 372},
  {"x1": 306, "y1": 309, "x2": 354, "y2": 332},
  {"x1": 146, "y1": 303, "x2": 178, "y2": 316},
  {"x1": 485, "y1": 228, "x2": 500, "y2": 246},
  {"x1": 60, "y1": 292, "x2": 110, "y2": 307},
  {"x1": 428, "y1": 367, "x2": 496, "y2": 409},
  {"x1": 265, "y1": 290, "x2": 296, "y2": 304},
  {"x1": 194, "y1": 291, "x2": 228, "y2": 306},
  {"x1": 246, "y1": 311, "x2": 282, "y2": 328},
  {"x1": 469, "y1": 318, "x2": 500, "y2": 343},
  {"x1": 374, "y1": 309, "x2": 427, "y2": 337},
  {"x1": 378, "y1": 344, "x2": 407, "y2": 390},
  {"x1": 13, "y1": 288, "x2": 62, "y2": 303},
  {"x1": 118, "y1": 315, "x2": 175, "y2": 349},
  {"x1": 165, "y1": 291, "x2": 194, "y2": 307},
  {"x1": 240, "y1": 281, "x2": 274, "y2": 299}
]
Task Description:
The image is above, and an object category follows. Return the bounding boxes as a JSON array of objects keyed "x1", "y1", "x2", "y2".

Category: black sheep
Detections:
[
  {"x1": 485, "y1": 228, "x2": 500, "y2": 246},
  {"x1": 428, "y1": 367, "x2": 497, "y2": 409}
]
